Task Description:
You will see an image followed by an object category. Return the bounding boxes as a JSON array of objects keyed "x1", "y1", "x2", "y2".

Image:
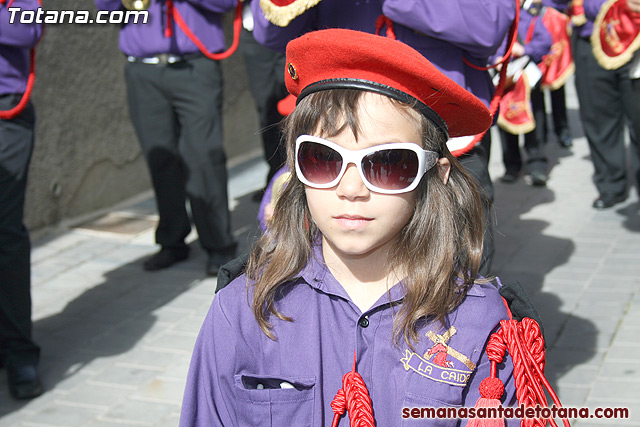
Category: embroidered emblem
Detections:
[{"x1": 400, "y1": 327, "x2": 476, "y2": 387}]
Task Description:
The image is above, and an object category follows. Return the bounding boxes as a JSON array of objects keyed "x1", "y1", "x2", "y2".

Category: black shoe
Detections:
[
  {"x1": 592, "y1": 193, "x2": 626, "y2": 210},
  {"x1": 557, "y1": 129, "x2": 573, "y2": 148},
  {"x1": 206, "y1": 247, "x2": 237, "y2": 276},
  {"x1": 143, "y1": 246, "x2": 189, "y2": 271},
  {"x1": 7, "y1": 364, "x2": 43, "y2": 400},
  {"x1": 500, "y1": 172, "x2": 518, "y2": 183},
  {"x1": 527, "y1": 171, "x2": 548, "y2": 186}
]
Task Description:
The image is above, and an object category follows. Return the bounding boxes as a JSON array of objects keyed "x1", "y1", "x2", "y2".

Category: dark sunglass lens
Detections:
[
  {"x1": 298, "y1": 141, "x2": 343, "y2": 184},
  {"x1": 362, "y1": 149, "x2": 419, "y2": 190}
]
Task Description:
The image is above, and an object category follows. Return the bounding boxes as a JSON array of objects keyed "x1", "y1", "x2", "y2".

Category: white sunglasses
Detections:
[{"x1": 294, "y1": 135, "x2": 439, "y2": 194}]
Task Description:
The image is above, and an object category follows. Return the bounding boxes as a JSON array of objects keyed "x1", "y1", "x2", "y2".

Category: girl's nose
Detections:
[{"x1": 336, "y1": 163, "x2": 369, "y2": 200}]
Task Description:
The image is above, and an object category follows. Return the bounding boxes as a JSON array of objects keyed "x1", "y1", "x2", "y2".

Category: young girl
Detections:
[{"x1": 180, "y1": 29, "x2": 519, "y2": 427}]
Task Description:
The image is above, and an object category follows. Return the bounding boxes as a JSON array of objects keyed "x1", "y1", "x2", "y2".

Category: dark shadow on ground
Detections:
[
  {"x1": 491, "y1": 166, "x2": 597, "y2": 397},
  {"x1": 0, "y1": 184, "x2": 261, "y2": 415}
]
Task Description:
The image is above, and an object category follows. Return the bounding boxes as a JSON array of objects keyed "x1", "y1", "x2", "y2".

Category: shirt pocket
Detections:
[
  {"x1": 402, "y1": 393, "x2": 462, "y2": 427},
  {"x1": 233, "y1": 374, "x2": 316, "y2": 427}
]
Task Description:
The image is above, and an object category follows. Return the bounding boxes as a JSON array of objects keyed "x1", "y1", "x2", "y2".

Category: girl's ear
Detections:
[{"x1": 437, "y1": 158, "x2": 451, "y2": 185}]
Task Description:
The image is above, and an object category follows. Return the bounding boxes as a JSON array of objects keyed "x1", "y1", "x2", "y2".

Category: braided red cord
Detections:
[
  {"x1": 331, "y1": 352, "x2": 375, "y2": 427},
  {"x1": 171, "y1": 1, "x2": 243, "y2": 61},
  {"x1": 487, "y1": 317, "x2": 570, "y2": 427}
]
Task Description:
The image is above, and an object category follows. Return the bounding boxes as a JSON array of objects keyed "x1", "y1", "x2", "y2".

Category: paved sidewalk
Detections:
[{"x1": 1, "y1": 79, "x2": 639, "y2": 426}]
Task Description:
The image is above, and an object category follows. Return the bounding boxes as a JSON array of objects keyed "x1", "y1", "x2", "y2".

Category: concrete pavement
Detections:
[{"x1": 1, "y1": 78, "x2": 639, "y2": 426}]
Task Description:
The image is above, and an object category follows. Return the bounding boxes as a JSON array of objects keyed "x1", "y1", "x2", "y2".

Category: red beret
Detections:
[{"x1": 285, "y1": 29, "x2": 492, "y2": 139}]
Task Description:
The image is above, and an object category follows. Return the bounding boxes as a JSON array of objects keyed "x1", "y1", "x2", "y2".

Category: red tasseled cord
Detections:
[
  {"x1": 170, "y1": 1, "x2": 243, "y2": 60},
  {"x1": 0, "y1": 51, "x2": 35, "y2": 120},
  {"x1": 331, "y1": 351, "x2": 375, "y2": 427},
  {"x1": 1, "y1": 0, "x2": 42, "y2": 120},
  {"x1": 454, "y1": 0, "x2": 522, "y2": 156},
  {"x1": 468, "y1": 298, "x2": 571, "y2": 427},
  {"x1": 164, "y1": 0, "x2": 174, "y2": 38},
  {"x1": 374, "y1": 15, "x2": 396, "y2": 39}
]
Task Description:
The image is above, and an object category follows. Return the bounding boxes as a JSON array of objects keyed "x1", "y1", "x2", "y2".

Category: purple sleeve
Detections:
[
  {"x1": 382, "y1": 0, "x2": 517, "y2": 58},
  {"x1": 180, "y1": 293, "x2": 239, "y2": 427},
  {"x1": 185, "y1": 0, "x2": 236, "y2": 14},
  {"x1": 583, "y1": 0, "x2": 607, "y2": 20},
  {"x1": 94, "y1": 0, "x2": 123, "y2": 12},
  {"x1": 250, "y1": 0, "x2": 315, "y2": 52},
  {"x1": 542, "y1": 0, "x2": 570, "y2": 11},
  {"x1": 524, "y1": 14, "x2": 552, "y2": 63},
  {"x1": 0, "y1": 0, "x2": 42, "y2": 48}
]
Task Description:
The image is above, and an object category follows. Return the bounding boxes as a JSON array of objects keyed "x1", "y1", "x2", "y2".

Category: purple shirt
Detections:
[
  {"x1": 491, "y1": 7, "x2": 552, "y2": 66},
  {"x1": 0, "y1": 0, "x2": 42, "y2": 96},
  {"x1": 180, "y1": 243, "x2": 518, "y2": 426},
  {"x1": 522, "y1": 9, "x2": 552, "y2": 63},
  {"x1": 577, "y1": 0, "x2": 607, "y2": 37},
  {"x1": 549, "y1": 0, "x2": 602, "y2": 38},
  {"x1": 251, "y1": 0, "x2": 382, "y2": 52},
  {"x1": 94, "y1": 0, "x2": 236, "y2": 57},
  {"x1": 252, "y1": 0, "x2": 515, "y2": 107},
  {"x1": 542, "y1": 0, "x2": 568, "y2": 12}
]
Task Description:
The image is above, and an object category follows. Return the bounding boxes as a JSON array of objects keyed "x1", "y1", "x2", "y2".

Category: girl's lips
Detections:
[{"x1": 333, "y1": 215, "x2": 373, "y2": 229}]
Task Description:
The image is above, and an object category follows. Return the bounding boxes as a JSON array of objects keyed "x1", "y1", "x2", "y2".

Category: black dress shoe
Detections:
[
  {"x1": 7, "y1": 364, "x2": 43, "y2": 400},
  {"x1": 500, "y1": 172, "x2": 518, "y2": 183},
  {"x1": 206, "y1": 247, "x2": 237, "y2": 276},
  {"x1": 557, "y1": 129, "x2": 573, "y2": 148},
  {"x1": 527, "y1": 170, "x2": 548, "y2": 186},
  {"x1": 592, "y1": 194, "x2": 626, "y2": 210},
  {"x1": 143, "y1": 246, "x2": 189, "y2": 271}
]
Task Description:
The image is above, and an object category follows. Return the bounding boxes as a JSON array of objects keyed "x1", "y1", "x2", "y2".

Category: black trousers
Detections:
[
  {"x1": 125, "y1": 57, "x2": 235, "y2": 253},
  {"x1": 499, "y1": 87, "x2": 548, "y2": 176},
  {"x1": 240, "y1": 29, "x2": 288, "y2": 184},
  {"x1": 549, "y1": 85, "x2": 569, "y2": 137},
  {"x1": 573, "y1": 35, "x2": 640, "y2": 197},
  {"x1": 0, "y1": 95, "x2": 39, "y2": 368},
  {"x1": 458, "y1": 143, "x2": 494, "y2": 277}
]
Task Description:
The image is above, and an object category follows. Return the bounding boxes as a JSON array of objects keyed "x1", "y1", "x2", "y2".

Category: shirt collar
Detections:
[
  {"x1": 296, "y1": 241, "x2": 486, "y2": 310},
  {"x1": 297, "y1": 241, "x2": 407, "y2": 309}
]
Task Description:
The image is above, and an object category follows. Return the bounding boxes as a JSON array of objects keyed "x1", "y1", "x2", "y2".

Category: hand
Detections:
[
  {"x1": 264, "y1": 202, "x2": 275, "y2": 225},
  {"x1": 511, "y1": 42, "x2": 526, "y2": 58},
  {"x1": 628, "y1": 0, "x2": 640, "y2": 13}
]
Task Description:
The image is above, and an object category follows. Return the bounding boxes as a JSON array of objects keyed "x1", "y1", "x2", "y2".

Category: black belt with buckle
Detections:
[{"x1": 127, "y1": 52, "x2": 203, "y2": 64}]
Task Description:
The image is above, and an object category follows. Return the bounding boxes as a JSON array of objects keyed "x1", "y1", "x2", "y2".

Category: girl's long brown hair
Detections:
[{"x1": 246, "y1": 89, "x2": 486, "y2": 347}]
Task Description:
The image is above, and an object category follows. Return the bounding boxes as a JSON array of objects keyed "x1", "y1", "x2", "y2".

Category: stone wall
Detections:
[{"x1": 24, "y1": 0, "x2": 261, "y2": 232}]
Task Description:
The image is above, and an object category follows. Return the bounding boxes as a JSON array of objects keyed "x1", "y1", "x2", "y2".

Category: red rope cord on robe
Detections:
[
  {"x1": 0, "y1": 0, "x2": 41, "y2": 120},
  {"x1": 375, "y1": 0, "x2": 520, "y2": 156},
  {"x1": 167, "y1": 0, "x2": 243, "y2": 61},
  {"x1": 483, "y1": 302, "x2": 570, "y2": 427},
  {"x1": 331, "y1": 351, "x2": 375, "y2": 427}
]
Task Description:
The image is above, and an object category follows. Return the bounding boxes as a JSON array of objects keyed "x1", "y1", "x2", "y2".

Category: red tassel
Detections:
[
  {"x1": 467, "y1": 371, "x2": 505, "y2": 427},
  {"x1": 331, "y1": 351, "x2": 375, "y2": 427},
  {"x1": 474, "y1": 297, "x2": 571, "y2": 427}
]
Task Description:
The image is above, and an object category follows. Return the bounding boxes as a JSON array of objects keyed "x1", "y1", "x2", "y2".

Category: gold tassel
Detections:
[{"x1": 260, "y1": 0, "x2": 324, "y2": 27}]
